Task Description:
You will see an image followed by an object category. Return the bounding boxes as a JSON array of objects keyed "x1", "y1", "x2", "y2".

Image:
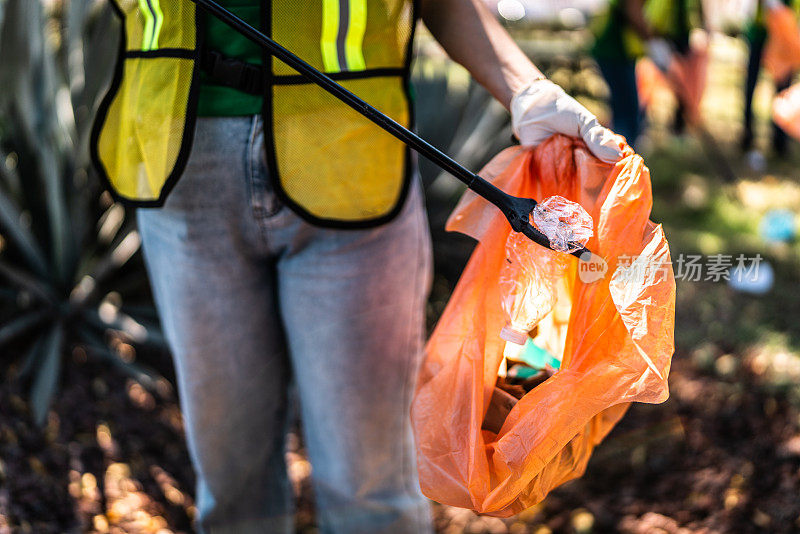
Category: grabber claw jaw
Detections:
[
  {"x1": 499, "y1": 195, "x2": 537, "y2": 232},
  {"x1": 503, "y1": 197, "x2": 593, "y2": 260}
]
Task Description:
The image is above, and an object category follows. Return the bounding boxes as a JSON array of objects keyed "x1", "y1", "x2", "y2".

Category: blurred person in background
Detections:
[
  {"x1": 591, "y1": 0, "x2": 704, "y2": 146},
  {"x1": 90, "y1": 0, "x2": 622, "y2": 533},
  {"x1": 741, "y1": 0, "x2": 799, "y2": 157}
]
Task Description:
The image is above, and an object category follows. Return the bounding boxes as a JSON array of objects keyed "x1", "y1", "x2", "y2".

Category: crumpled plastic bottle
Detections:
[
  {"x1": 499, "y1": 196, "x2": 593, "y2": 360},
  {"x1": 531, "y1": 195, "x2": 594, "y2": 253}
]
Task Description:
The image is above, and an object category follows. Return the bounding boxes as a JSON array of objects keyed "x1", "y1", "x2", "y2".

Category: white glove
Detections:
[
  {"x1": 511, "y1": 79, "x2": 624, "y2": 163},
  {"x1": 647, "y1": 38, "x2": 674, "y2": 72}
]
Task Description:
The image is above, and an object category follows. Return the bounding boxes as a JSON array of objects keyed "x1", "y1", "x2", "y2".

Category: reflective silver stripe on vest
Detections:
[
  {"x1": 138, "y1": 0, "x2": 163, "y2": 51},
  {"x1": 321, "y1": 0, "x2": 367, "y2": 72}
]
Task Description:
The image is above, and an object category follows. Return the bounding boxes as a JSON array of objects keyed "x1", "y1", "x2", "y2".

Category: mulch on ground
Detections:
[{"x1": 2, "y1": 350, "x2": 798, "y2": 533}]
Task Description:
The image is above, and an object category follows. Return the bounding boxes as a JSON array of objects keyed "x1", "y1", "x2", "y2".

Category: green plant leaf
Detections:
[
  {"x1": 83, "y1": 308, "x2": 166, "y2": 349},
  {"x1": 2, "y1": 0, "x2": 73, "y2": 285},
  {"x1": 0, "y1": 259, "x2": 55, "y2": 303},
  {"x1": 0, "y1": 308, "x2": 50, "y2": 347},
  {"x1": 79, "y1": 327, "x2": 158, "y2": 390},
  {"x1": 0, "y1": 2, "x2": 6, "y2": 47},
  {"x1": 72, "y1": 221, "x2": 141, "y2": 305},
  {"x1": 0, "y1": 287, "x2": 17, "y2": 301},
  {"x1": 30, "y1": 323, "x2": 63, "y2": 427},
  {"x1": 0, "y1": 187, "x2": 50, "y2": 277},
  {"x1": 119, "y1": 310, "x2": 167, "y2": 348},
  {"x1": 15, "y1": 335, "x2": 45, "y2": 380},
  {"x1": 72, "y1": 2, "x2": 118, "y2": 157},
  {"x1": 0, "y1": 149, "x2": 24, "y2": 207}
]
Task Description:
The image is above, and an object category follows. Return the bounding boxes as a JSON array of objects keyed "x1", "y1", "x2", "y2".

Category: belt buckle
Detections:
[{"x1": 212, "y1": 55, "x2": 246, "y2": 89}]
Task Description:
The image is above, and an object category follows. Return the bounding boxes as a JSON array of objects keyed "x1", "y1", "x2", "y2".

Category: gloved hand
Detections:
[
  {"x1": 511, "y1": 79, "x2": 624, "y2": 163},
  {"x1": 647, "y1": 37, "x2": 674, "y2": 72}
]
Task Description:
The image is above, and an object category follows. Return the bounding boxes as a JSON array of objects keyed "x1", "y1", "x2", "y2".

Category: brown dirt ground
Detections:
[{"x1": 1, "y1": 349, "x2": 798, "y2": 533}]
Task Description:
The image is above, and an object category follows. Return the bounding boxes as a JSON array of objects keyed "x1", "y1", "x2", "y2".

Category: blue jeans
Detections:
[
  {"x1": 743, "y1": 32, "x2": 792, "y2": 153},
  {"x1": 596, "y1": 57, "x2": 642, "y2": 147},
  {"x1": 137, "y1": 116, "x2": 434, "y2": 534}
]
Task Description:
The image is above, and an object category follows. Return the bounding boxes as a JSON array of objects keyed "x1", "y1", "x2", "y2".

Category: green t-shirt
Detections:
[
  {"x1": 590, "y1": 1, "x2": 629, "y2": 61},
  {"x1": 591, "y1": 0, "x2": 699, "y2": 60},
  {"x1": 744, "y1": 0, "x2": 799, "y2": 45},
  {"x1": 197, "y1": 0, "x2": 264, "y2": 117}
]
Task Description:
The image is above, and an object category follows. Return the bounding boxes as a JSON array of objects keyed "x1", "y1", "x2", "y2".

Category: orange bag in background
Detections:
[
  {"x1": 668, "y1": 43, "x2": 709, "y2": 124},
  {"x1": 636, "y1": 41, "x2": 708, "y2": 124},
  {"x1": 411, "y1": 135, "x2": 676, "y2": 516},
  {"x1": 763, "y1": 3, "x2": 800, "y2": 82},
  {"x1": 635, "y1": 57, "x2": 668, "y2": 111},
  {"x1": 773, "y1": 82, "x2": 800, "y2": 140}
]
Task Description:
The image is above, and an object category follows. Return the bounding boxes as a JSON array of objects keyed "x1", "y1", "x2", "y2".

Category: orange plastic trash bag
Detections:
[
  {"x1": 636, "y1": 41, "x2": 708, "y2": 124},
  {"x1": 411, "y1": 135, "x2": 676, "y2": 516},
  {"x1": 636, "y1": 57, "x2": 668, "y2": 111},
  {"x1": 764, "y1": 3, "x2": 800, "y2": 82},
  {"x1": 668, "y1": 45, "x2": 709, "y2": 124},
  {"x1": 773, "y1": 82, "x2": 800, "y2": 141}
]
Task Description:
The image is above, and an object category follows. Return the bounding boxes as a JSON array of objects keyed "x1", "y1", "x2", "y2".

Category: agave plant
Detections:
[{"x1": 0, "y1": 0, "x2": 166, "y2": 426}]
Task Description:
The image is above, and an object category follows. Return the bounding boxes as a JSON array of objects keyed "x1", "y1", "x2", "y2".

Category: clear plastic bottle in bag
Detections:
[
  {"x1": 498, "y1": 196, "x2": 593, "y2": 361},
  {"x1": 499, "y1": 234, "x2": 563, "y2": 360}
]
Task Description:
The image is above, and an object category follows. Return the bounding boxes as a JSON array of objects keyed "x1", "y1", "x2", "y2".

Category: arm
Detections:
[
  {"x1": 419, "y1": 0, "x2": 542, "y2": 109},
  {"x1": 620, "y1": 0, "x2": 675, "y2": 71},
  {"x1": 420, "y1": 0, "x2": 623, "y2": 162},
  {"x1": 622, "y1": 0, "x2": 654, "y2": 40}
]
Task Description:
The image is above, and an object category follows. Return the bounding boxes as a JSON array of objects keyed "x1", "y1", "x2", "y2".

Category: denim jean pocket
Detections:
[{"x1": 247, "y1": 115, "x2": 286, "y2": 219}]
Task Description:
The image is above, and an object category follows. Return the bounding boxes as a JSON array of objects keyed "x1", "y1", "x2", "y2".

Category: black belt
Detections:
[{"x1": 200, "y1": 48, "x2": 266, "y2": 96}]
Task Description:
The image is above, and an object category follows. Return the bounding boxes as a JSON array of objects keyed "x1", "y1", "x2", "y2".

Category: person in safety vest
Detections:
[
  {"x1": 90, "y1": 1, "x2": 622, "y2": 532},
  {"x1": 591, "y1": 0, "x2": 703, "y2": 145},
  {"x1": 742, "y1": 0, "x2": 800, "y2": 156}
]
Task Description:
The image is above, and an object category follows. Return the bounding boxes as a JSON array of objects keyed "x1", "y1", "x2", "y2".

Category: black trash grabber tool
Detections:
[{"x1": 189, "y1": 0, "x2": 592, "y2": 258}]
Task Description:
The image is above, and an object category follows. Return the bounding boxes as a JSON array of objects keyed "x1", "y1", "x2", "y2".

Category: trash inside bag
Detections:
[
  {"x1": 499, "y1": 230, "x2": 567, "y2": 348},
  {"x1": 773, "y1": 82, "x2": 800, "y2": 141},
  {"x1": 531, "y1": 196, "x2": 593, "y2": 253},
  {"x1": 764, "y1": 3, "x2": 800, "y2": 82},
  {"x1": 411, "y1": 135, "x2": 676, "y2": 516}
]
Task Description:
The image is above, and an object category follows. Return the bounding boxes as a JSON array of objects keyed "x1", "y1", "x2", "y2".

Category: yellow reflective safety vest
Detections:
[{"x1": 91, "y1": 0, "x2": 416, "y2": 227}]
